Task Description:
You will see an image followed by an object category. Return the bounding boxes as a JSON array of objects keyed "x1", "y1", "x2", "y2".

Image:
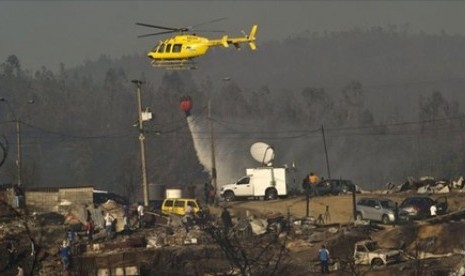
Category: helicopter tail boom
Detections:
[{"x1": 208, "y1": 25, "x2": 258, "y2": 50}]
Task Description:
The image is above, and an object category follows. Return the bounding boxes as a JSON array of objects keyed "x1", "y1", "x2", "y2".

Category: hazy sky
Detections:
[{"x1": 1, "y1": 1, "x2": 465, "y2": 71}]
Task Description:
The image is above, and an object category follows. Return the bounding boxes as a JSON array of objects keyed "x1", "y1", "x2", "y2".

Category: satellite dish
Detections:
[{"x1": 250, "y1": 142, "x2": 275, "y2": 165}]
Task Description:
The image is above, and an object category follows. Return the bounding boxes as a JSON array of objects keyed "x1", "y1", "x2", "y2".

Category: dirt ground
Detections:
[
  {"x1": 223, "y1": 194, "x2": 355, "y2": 223},
  {"x1": 218, "y1": 191, "x2": 465, "y2": 224}
]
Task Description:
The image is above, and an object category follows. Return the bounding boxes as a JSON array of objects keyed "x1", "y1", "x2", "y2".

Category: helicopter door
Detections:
[{"x1": 166, "y1": 44, "x2": 172, "y2": 53}]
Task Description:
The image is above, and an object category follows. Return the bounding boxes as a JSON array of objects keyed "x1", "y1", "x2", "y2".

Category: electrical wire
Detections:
[{"x1": 0, "y1": 111, "x2": 464, "y2": 145}]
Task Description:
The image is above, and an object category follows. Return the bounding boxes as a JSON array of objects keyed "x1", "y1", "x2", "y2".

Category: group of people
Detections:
[
  {"x1": 91, "y1": 203, "x2": 146, "y2": 243},
  {"x1": 58, "y1": 204, "x2": 147, "y2": 272},
  {"x1": 18, "y1": 227, "x2": 69, "y2": 273}
]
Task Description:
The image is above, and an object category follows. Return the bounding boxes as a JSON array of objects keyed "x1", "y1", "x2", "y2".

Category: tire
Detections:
[
  {"x1": 224, "y1": 191, "x2": 235, "y2": 202},
  {"x1": 356, "y1": 212, "x2": 363, "y2": 221},
  {"x1": 381, "y1": 215, "x2": 390, "y2": 225},
  {"x1": 371, "y1": 258, "x2": 384, "y2": 268},
  {"x1": 265, "y1": 189, "x2": 278, "y2": 200}
]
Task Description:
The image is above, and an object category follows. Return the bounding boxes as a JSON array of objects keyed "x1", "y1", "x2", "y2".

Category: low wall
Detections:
[{"x1": 26, "y1": 186, "x2": 93, "y2": 213}]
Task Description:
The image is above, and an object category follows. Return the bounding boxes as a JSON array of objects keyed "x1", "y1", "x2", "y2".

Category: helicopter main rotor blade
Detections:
[
  {"x1": 137, "y1": 30, "x2": 177, "y2": 38},
  {"x1": 136, "y1": 22, "x2": 178, "y2": 31},
  {"x1": 191, "y1": 17, "x2": 228, "y2": 29},
  {"x1": 192, "y1": 29, "x2": 225, "y2": 33}
]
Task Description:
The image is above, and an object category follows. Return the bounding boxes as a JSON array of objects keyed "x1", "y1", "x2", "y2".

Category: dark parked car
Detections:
[
  {"x1": 398, "y1": 196, "x2": 447, "y2": 221},
  {"x1": 313, "y1": 179, "x2": 357, "y2": 196}
]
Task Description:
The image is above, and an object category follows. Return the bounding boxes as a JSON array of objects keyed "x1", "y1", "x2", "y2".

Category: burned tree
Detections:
[{"x1": 201, "y1": 216, "x2": 291, "y2": 276}]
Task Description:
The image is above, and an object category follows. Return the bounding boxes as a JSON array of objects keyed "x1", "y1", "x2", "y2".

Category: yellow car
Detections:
[{"x1": 161, "y1": 198, "x2": 202, "y2": 216}]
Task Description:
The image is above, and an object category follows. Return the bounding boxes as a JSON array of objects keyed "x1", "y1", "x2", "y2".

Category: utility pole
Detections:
[
  {"x1": 208, "y1": 77, "x2": 230, "y2": 203},
  {"x1": 16, "y1": 119, "x2": 21, "y2": 186},
  {"x1": 132, "y1": 80, "x2": 149, "y2": 206},
  {"x1": 321, "y1": 124, "x2": 331, "y2": 179}
]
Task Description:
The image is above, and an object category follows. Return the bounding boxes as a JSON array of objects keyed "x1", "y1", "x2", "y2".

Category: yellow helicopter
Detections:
[{"x1": 136, "y1": 19, "x2": 257, "y2": 69}]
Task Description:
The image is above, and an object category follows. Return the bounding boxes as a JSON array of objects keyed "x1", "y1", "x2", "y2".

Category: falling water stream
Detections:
[{"x1": 186, "y1": 115, "x2": 212, "y2": 174}]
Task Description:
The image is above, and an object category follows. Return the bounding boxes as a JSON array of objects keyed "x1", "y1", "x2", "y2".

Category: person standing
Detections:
[
  {"x1": 30, "y1": 237, "x2": 38, "y2": 273},
  {"x1": 85, "y1": 218, "x2": 94, "y2": 243},
  {"x1": 59, "y1": 241, "x2": 71, "y2": 270},
  {"x1": 16, "y1": 265, "x2": 24, "y2": 276},
  {"x1": 309, "y1": 172, "x2": 320, "y2": 197},
  {"x1": 318, "y1": 244, "x2": 330, "y2": 274},
  {"x1": 104, "y1": 213, "x2": 114, "y2": 240},
  {"x1": 66, "y1": 228, "x2": 76, "y2": 245},
  {"x1": 430, "y1": 204, "x2": 437, "y2": 217},
  {"x1": 302, "y1": 175, "x2": 310, "y2": 193},
  {"x1": 209, "y1": 185, "x2": 217, "y2": 206},
  {"x1": 221, "y1": 207, "x2": 233, "y2": 234},
  {"x1": 123, "y1": 205, "x2": 130, "y2": 234},
  {"x1": 66, "y1": 228, "x2": 77, "y2": 255},
  {"x1": 137, "y1": 202, "x2": 145, "y2": 229},
  {"x1": 30, "y1": 237, "x2": 36, "y2": 258},
  {"x1": 6, "y1": 240, "x2": 17, "y2": 270},
  {"x1": 204, "y1": 183, "x2": 211, "y2": 205},
  {"x1": 183, "y1": 203, "x2": 194, "y2": 233}
]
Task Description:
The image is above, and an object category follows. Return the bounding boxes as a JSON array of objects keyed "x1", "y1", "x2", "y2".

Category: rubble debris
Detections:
[
  {"x1": 249, "y1": 217, "x2": 268, "y2": 235},
  {"x1": 308, "y1": 231, "x2": 325, "y2": 243},
  {"x1": 385, "y1": 176, "x2": 465, "y2": 195},
  {"x1": 5, "y1": 185, "x2": 465, "y2": 275},
  {"x1": 235, "y1": 217, "x2": 253, "y2": 238},
  {"x1": 452, "y1": 177, "x2": 464, "y2": 189}
]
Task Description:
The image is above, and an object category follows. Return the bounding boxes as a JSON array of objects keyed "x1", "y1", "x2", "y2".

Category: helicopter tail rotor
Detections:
[
  {"x1": 221, "y1": 36, "x2": 229, "y2": 48},
  {"x1": 248, "y1": 25, "x2": 258, "y2": 50}
]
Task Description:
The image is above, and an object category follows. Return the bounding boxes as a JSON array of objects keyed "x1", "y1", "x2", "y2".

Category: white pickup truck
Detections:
[
  {"x1": 354, "y1": 240, "x2": 402, "y2": 267},
  {"x1": 220, "y1": 167, "x2": 288, "y2": 201}
]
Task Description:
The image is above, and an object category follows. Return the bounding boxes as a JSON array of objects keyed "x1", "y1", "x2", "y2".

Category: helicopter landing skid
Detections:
[{"x1": 151, "y1": 59, "x2": 197, "y2": 70}]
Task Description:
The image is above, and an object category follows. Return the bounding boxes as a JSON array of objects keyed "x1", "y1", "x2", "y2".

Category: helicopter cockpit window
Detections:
[
  {"x1": 157, "y1": 44, "x2": 165, "y2": 53},
  {"x1": 166, "y1": 44, "x2": 172, "y2": 53},
  {"x1": 172, "y1": 44, "x2": 182, "y2": 53}
]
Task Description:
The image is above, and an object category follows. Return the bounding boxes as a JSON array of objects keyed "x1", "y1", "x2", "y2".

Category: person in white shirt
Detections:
[
  {"x1": 17, "y1": 265, "x2": 24, "y2": 276},
  {"x1": 183, "y1": 203, "x2": 194, "y2": 233},
  {"x1": 430, "y1": 204, "x2": 437, "y2": 217},
  {"x1": 137, "y1": 203, "x2": 144, "y2": 228},
  {"x1": 104, "y1": 213, "x2": 114, "y2": 240}
]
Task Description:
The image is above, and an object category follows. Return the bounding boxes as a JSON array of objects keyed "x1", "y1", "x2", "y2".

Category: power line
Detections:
[{"x1": 1, "y1": 111, "x2": 464, "y2": 144}]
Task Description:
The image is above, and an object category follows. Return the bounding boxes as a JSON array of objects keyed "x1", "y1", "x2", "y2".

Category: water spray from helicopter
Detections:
[
  {"x1": 180, "y1": 95, "x2": 257, "y2": 185},
  {"x1": 180, "y1": 96, "x2": 211, "y2": 174}
]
